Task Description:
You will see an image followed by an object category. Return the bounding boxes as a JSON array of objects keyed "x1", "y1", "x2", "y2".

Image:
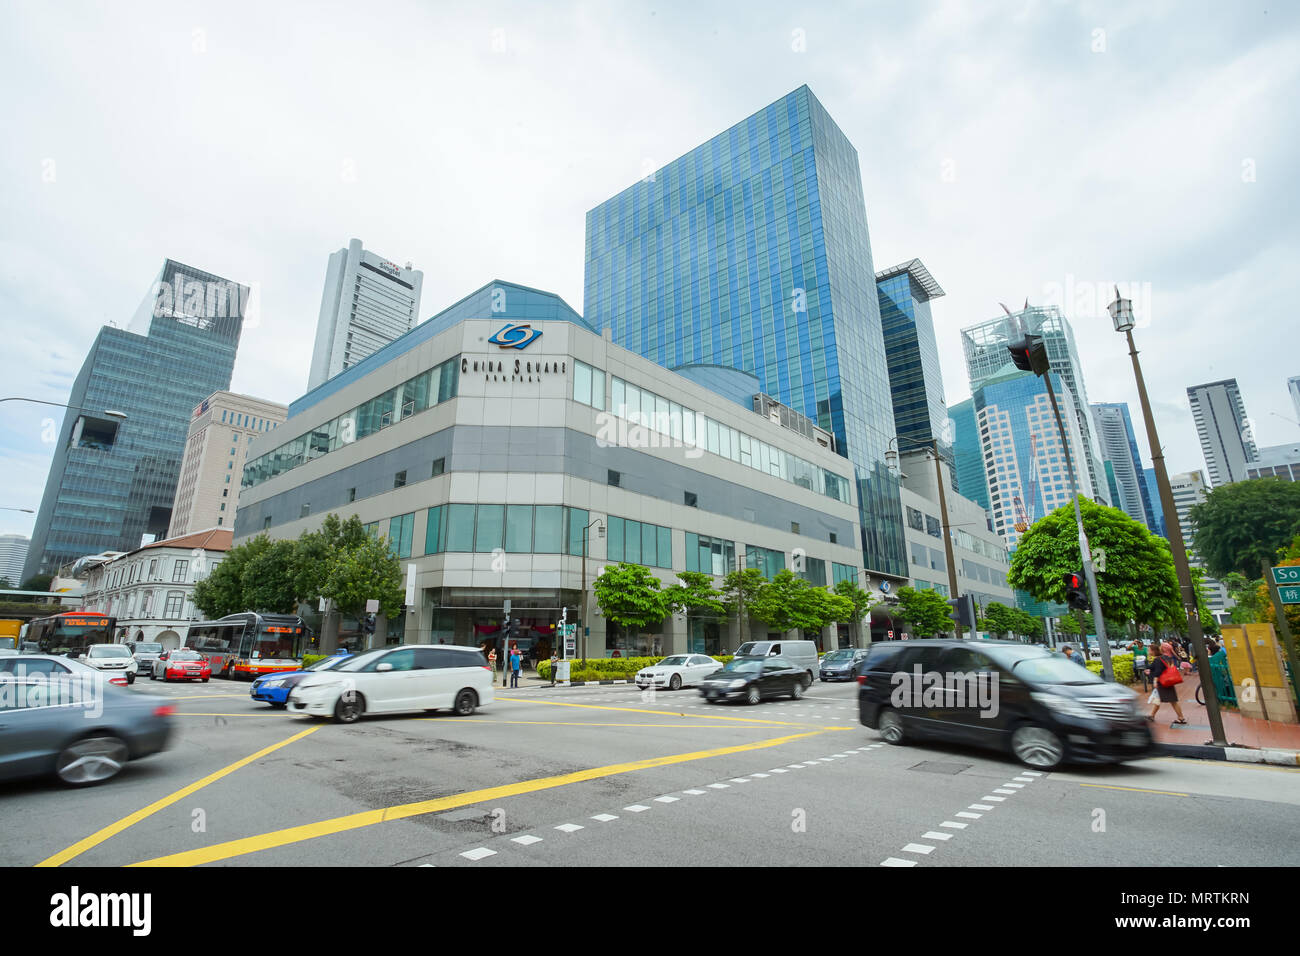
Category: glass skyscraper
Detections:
[
  {"x1": 1091, "y1": 402, "x2": 1156, "y2": 531},
  {"x1": 24, "y1": 260, "x2": 245, "y2": 578},
  {"x1": 876, "y1": 259, "x2": 950, "y2": 473},
  {"x1": 947, "y1": 397, "x2": 989, "y2": 513},
  {"x1": 584, "y1": 86, "x2": 906, "y2": 577}
]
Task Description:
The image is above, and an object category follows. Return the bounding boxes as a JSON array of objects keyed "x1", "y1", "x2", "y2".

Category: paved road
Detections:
[{"x1": 5, "y1": 677, "x2": 1298, "y2": 868}]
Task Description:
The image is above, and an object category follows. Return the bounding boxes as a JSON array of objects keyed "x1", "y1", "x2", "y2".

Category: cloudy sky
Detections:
[{"x1": 3, "y1": 0, "x2": 1297, "y2": 541}]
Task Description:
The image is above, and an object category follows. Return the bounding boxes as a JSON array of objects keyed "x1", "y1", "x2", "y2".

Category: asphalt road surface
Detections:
[{"x1": 5, "y1": 677, "x2": 1298, "y2": 868}]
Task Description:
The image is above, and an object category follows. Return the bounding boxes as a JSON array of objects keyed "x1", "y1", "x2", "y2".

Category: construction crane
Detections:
[{"x1": 1012, "y1": 431, "x2": 1042, "y2": 533}]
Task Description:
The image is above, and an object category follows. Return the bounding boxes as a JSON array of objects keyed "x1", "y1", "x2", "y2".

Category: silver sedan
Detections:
[{"x1": 0, "y1": 655, "x2": 174, "y2": 786}]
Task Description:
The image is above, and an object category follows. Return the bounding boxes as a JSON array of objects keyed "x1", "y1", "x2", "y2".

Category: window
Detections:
[
  {"x1": 533, "y1": 505, "x2": 563, "y2": 553},
  {"x1": 263, "y1": 516, "x2": 272, "y2": 530},
  {"x1": 425, "y1": 506, "x2": 445, "y2": 554},
  {"x1": 445, "y1": 504, "x2": 476, "y2": 552},
  {"x1": 348, "y1": 488, "x2": 356, "y2": 503},
  {"x1": 222, "y1": 489, "x2": 228, "y2": 497},
  {"x1": 394, "y1": 470, "x2": 407, "y2": 488},
  {"x1": 606, "y1": 516, "x2": 670, "y2": 568},
  {"x1": 798, "y1": 557, "x2": 827, "y2": 587},
  {"x1": 389, "y1": 513, "x2": 415, "y2": 558},
  {"x1": 172, "y1": 560, "x2": 189, "y2": 582},
  {"x1": 505, "y1": 505, "x2": 532, "y2": 553},
  {"x1": 432, "y1": 457, "x2": 445, "y2": 477},
  {"x1": 746, "y1": 546, "x2": 785, "y2": 578},
  {"x1": 684, "y1": 491, "x2": 697, "y2": 507},
  {"x1": 607, "y1": 470, "x2": 620, "y2": 487},
  {"x1": 791, "y1": 522, "x2": 800, "y2": 534},
  {"x1": 164, "y1": 592, "x2": 184, "y2": 617},
  {"x1": 829, "y1": 532, "x2": 837, "y2": 545},
  {"x1": 685, "y1": 533, "x2": 736, "y2": 576},
  {"x1": 475, "y1": 505, "x2": 504, "y2": 552},
  {"x1": 220, "y1": 503, "x2": 226, "y2": 512},
  {"x1": 148, "y1": 559, "x2": 158, "y2": 579},
  {"x1": 301, "y1": 503, "x2": 310, "y2": 518}
]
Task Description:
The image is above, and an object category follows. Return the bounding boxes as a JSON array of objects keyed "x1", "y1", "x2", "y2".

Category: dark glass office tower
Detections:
[
  {"x1": 24, "y1": 260, "x2": 245, "y2": 578},
  {"x1": 584, "y1": 86, "x2": 906, "y2": 577},
  {"x1": 876, "y1": 259, "x2": 951, "y2": 473}
]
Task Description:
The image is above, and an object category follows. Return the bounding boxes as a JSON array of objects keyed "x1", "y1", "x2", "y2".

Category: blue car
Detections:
[{"x1": 250, "y1": 651, "x2": 353, "y2": 708}]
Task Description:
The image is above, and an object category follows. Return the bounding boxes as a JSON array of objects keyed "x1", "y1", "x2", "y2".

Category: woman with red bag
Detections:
[{"x1": 1148, "y1": 641, "x2": 1188, "y2": 724}]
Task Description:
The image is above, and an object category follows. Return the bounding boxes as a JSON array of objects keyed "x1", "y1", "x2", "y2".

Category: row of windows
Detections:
[
  {"x1": 221, "y1": 409, "x2": 276, "y2": 432},
  {"x1": 422, "y1": 505, "x2": 591, "y2": 557},
  {"x1": 607, "y1": 516, "x2": 672, "y2": 569},
  {"x1": 243, "y1": 356, "x2": 460, "y2": 490},
  {"x1": 101, "y1": 557, "x2": 194, "y2": 591}
]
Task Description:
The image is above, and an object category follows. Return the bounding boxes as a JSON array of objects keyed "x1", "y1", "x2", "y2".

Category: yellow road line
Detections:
[
  {"x1": 159, "y1": 693, "x2": 248, "y2": 700},
  {"x1": 492, "y1": 695, "x2": 813, "y2": 726},
  {"x1": 129, "y1": 729, "x2": 836, "y2": 867},
  {"x1": 37, "y1": 725, "x2": 323, "y2": 868},
  {"x1": 1078, "y1": 783, "x2": 1189, "y2": 797},
  {"x1": 173, "y1": 713, "x2": 283, "y2": 718},
  {"x1": 425, "y1": 719, "x2": 800, "y2": 729},
  {"x1": 1152, "y1": 756, "x2": 1300, "y2": 773}
]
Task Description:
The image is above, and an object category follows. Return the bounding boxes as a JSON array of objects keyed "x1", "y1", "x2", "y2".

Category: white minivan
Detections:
[
  {"x1": 288, "y1": 644, "x2": 494, "y2": 723},
  {"x1": 734, "y1": 640, "x2": 819, "y2": 685}
]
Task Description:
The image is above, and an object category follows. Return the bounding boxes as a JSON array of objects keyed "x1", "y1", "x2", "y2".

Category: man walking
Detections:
[{"x1": 509, "y1": 643, "x2": 521, "y2": 688}]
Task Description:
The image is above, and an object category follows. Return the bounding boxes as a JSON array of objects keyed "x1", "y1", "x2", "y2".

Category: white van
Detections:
[{"x1": 734, "y1": 640, "x2": 820, "y2": 684}]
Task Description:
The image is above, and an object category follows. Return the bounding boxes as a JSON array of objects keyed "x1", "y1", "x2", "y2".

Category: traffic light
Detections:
[
  {"x1": 1008, "y1": 334, "x2": 1050, "y2": 377},
  {"x1": 1063, "y1": 571, "x2": 1088, "y2": 610},
  {"x1": 362, "y1": 614, "x2": 376, "y2": 634},
  {"x1": 948, "y1": 594, "x2": 976, "y2": 629}
]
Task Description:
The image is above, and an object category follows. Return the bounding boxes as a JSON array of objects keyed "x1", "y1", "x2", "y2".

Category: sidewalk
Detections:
[{"x1": 1137, "y1": 672, "x2": 1300, "y2": 765}]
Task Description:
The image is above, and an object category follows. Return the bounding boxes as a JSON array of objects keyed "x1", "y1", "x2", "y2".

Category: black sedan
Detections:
[
  {"x1": 699, "y1": 656, "x2": 810, "y2": 705},
  {"x1": 819, "y1": 647, "x2": 869, "y2": 681}
]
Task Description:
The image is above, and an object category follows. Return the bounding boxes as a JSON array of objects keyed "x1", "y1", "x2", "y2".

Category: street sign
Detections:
[
  {"x1": 365, "y1": 599, "x2": 379, "y2": 613},
  {"x1": 1270, "y1": 566, "x2": 1300, "y2": 586},
  {"x1": 405, "y1": 564, "x2": 416, "y2": 606},
  {"x1": 1278, "y1": 585, "x2": 1300, "y2": 605}
]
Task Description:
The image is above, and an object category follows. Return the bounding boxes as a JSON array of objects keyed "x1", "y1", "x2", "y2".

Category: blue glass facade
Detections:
[
  {"x1": 25, "y1": 260, "x2": 244, "y2": 577},
  {"x1": 584, "y1": 86, "x2": 905, "y2": 577},
  {"x1": 876, "y1": 260, "x2": 949, "y2": 470},
  {"x1": 1144, "y1": 467, "x2": 1167, "y2": 538},
  {"x1": 947, "y1": 397, "x2": 988, "y2": 512}
]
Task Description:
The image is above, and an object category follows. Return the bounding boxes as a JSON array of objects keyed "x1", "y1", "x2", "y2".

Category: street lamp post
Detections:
[
  {"x1": 1108, "y1": 289, "x2": 1227, "y2": 746},
  {"x1": 0, "y1": 397, "x2": 127, "y2": 419},
  {"x1": 579, "y1": 518, "x2": 606, "y2": 663},
  {"x1": 885, "y1": 436, "x2": 965, "y2": 638}
]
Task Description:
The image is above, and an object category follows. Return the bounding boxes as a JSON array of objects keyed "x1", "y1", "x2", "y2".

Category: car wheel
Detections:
[
  {"x1": 746, "y1": 685, "x2": 761, "y2": 705},
  {"x1": 126, "y1": 673, "x2": 135, "y2": 684},
  {"x1": 202, "y1": 677, "x2": 209, "y2": 683},
  {"x1": 669, "y1": 673, "x2": 682, "y2": 691},
  {"x1": 453, "y1": 689, "x2": 478, "y2": 716},
  {"x1": 790, "y1": 680, "x2": 804, "y2": 700},
  {"x1": 56, "y1": 735, "x2": 130, "y2": 786},
  {"x1": 334, "y1": 691, "x2": 364, "y2": 724},
  {"x1": 149, "y1": 670, "x2": 156, "y2": 681},
  {"x1": 1011, "y1": 725, "x2": 1064, "y2": 769},
  {"x1": 878, "y1": 708, "x2": 906, "y2": 745}
]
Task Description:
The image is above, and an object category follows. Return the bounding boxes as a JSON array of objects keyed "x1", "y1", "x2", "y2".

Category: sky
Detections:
[{"x1": 2, "y1": 0, "x2": 1298, "y2": 543}]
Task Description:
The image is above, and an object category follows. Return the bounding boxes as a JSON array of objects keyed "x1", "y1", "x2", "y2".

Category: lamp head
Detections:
[{"x1": 1107, "y1": 286, "x2": 1135, "y2": 332}]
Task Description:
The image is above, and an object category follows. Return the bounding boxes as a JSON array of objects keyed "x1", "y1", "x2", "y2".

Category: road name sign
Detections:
[
  {"x1": 1277, "y1": 584, "x2": 1300, "y2": 606},
  {"x1": 1270, "y1": 566, "x2": 1300, "y2": 586}
]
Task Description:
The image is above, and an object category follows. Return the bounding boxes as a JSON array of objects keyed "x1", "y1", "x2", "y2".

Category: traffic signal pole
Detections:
[{"x1": 1041, "y1": 372, "x2": 1114, "y2": 682}]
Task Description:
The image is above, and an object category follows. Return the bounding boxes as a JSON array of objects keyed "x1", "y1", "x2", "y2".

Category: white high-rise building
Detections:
[
  {"x1": 1187, "y1": 379, "x2": 1257, "y2": 487},
  {"x1": 307, "y1": 239, "x2": 424, "y2": 392},
  {"x1": 0, "y1": 534, "x2": 29, "y2": 585},
  {"x1": 1169, "y1": 470, "x2": 1231, "y2": 617},
  {"x1": 1289, "y1": 375, "x2": 1300, "y2": 423}
]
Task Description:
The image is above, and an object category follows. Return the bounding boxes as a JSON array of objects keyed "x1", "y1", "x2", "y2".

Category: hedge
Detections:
[
  {"x1": 1084, "y1": 652, "x2": 1135, "y2": 685},
  {"x1": 537, "y1": 655, "x2": 734, "y2": 682}
]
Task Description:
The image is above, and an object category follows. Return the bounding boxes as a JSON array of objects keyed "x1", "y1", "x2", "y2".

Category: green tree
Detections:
[
  {"x1": 593, "y1": 563, "x2": 668, "y2": 649},
  {"x1": 1014, "y1": 610, "x2": 1045, "y2": 641},
  {"x1": 663, "y1": 572, "x2": 725, "y2": 619},
  {"x1": 721, "y1": 567, "x2": 766, "y2": 641},
  {"x1": 1189, "y1": 478, "x2": 1300, "y2": 580},
  {"x1": 242, "y1": 538, "x2": 298, "y2": 613},
  {"x1": 294, "y1": 514, "x2": 370, "y2": 607},
  {"x1": 981, "y1": 602, "x2": 1020, "y2": 635},
  {"x1": 21, "y1": 573, "x2": 53, "y2": 592},
  {"x1": 893, "y1": 586, "x2": 956, "y2": 637},
  {"x1": 0, "y1": 576, "x2": 13, "y2": 590},
  {"x1": 833, "y1": 578, "x2": 877, "y2": 644},
  {"x1": 749, "y1": 570, "x2": 826, "y2": 634},
  {"x1": 1188, "y1": 561, "x2": 1221, "y2": 637},
  {"x1": 1221, "y1": 572, "x2": 1264, "y2": 625},
  {"x1": 320, "y1": 533, "x2": 404, "y2": 620},
  {"x1": 1056, "y1": 615, "x2": 1081, "y2": 636},
  {"x1": 1007, "y1": 497, "x2": 1184, "y2": 631},
  {"x1": 192, "y1": 536, "x2": 268, "y2": 618}
]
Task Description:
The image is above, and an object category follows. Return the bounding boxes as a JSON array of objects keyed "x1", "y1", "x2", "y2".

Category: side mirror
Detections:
[{"x1": 376, "y1": 662, "x2": 393, "y2": 672}]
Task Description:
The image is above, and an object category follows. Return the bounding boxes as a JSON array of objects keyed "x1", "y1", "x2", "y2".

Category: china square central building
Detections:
[
  {"x1": 584, "y1": 86, "x2": 907, "y2": 579},
  {"x1": 235, "y1": 281, "x2": 864, "y2": 656}
]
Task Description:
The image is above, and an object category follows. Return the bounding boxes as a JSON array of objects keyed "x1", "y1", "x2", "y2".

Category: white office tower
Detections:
[
  {"x1": 1169, "y1": 470, "x2": 1232, "y2": 618},
  {"x1": 1289, "y1": 376, "x2": 1300, "y2": 423},
  {"x1": 1187, "y1": 379, "x2": 1257, "y2": 488},
  {"x1": 0, "y1": 534, "x2": 29, "y2": 585},
  {"x1": 306, "y1": 239, "x2": 423, "y2": 392}
]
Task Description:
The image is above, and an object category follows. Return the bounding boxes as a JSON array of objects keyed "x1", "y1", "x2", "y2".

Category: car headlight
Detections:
[
  {"x1": 1030, "y1": 692, "x2": 1096, "y2": 720},
  {"x1": 728, "y1": 679, "x2": 746, "y2": 688}
]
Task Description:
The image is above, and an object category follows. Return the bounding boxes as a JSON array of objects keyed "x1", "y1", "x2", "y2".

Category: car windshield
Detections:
[
  {"x1": 822, "y1": 650, "x2": 853, "y2": 662},
  {"x1": 89, "y1": 645, "x2": 131, "y2": 657},
  {"x1": 307, "y1": 655, "x2": 350, "y2": 671},
  {"x1": 171, "y1": 650, "x2": 203, "y2": 661},
  {"x1": 135, "y1": 643, "x2": 163, "y2": 653},
  {"x1": 721, "y1": 659, "x2": 763, "y2": 674},
  {"x1": 658, "y1": 656, "x2": 687, "y2": 667},
  {"x1": 1011, "y1": 656, "x2": 1104, "y2": 685},
  {"x1": 335, "y1": 648, "x2": 394, "y2": 672}
]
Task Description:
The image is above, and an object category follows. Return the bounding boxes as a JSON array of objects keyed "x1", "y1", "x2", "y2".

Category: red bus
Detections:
[
  {"x1": 25, "y1": 611, "x2": 118, "y2": 656},
  {"x1": 185, "y1": 612, "x2": 308, "y2": 679}
]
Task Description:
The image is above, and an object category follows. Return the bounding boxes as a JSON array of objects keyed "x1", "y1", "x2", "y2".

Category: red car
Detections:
[{"x1": 150, "y1": 649, "x2": 212, "y2": 682}]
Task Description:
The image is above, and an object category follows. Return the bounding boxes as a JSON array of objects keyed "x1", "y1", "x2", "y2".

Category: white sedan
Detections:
[
  {"x1": 635, "y1": 654, "x2": 722, "y2": 691},
  {"x1": 288, "y1": 644, "x2": 494, "y2": 723}
]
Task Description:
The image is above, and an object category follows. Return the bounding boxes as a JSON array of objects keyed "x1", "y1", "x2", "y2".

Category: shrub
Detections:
[
  {"x1": 536, "y1": 655, "x2": 733, "y2": 682},
  {"x1": 301, "y1": 654, "x2": 327, "y2": 668}
]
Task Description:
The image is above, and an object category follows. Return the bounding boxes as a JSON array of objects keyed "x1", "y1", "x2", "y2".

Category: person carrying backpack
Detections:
[{"x1": 1148, "y1": 641, "x2": 1187, "y2": 724}]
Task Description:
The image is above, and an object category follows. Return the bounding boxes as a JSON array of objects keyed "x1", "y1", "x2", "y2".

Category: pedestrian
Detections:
[
  {"x1": 549, "y1": 652, "x2": 558, "y2": 687},
  {"x1": 1061, "y1": 644, "x2": 1088, "y2": 667},
  {"x1": 1148, "y1": 641, "x2": 1188, "y2": 724},
  {"x1": 510, "y1": 643, "x2": 521, "y2": 688}
]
